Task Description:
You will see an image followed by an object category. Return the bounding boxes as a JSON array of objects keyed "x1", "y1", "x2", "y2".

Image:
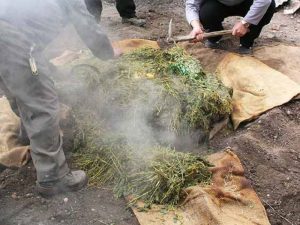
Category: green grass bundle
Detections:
[
  {"x1": 79, "y1": 46, "x2": 232, "y2": 133},
  {"x1": 74, "y1": 117, "x2": 212, "y2": 206}
]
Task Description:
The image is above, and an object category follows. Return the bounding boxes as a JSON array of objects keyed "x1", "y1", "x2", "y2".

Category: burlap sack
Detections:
[
  {"x1": 131, "y1": 149, "x2": 270, "y2": 225},
  {"x1": 112, "y1": 39, "x2": 159, "y2": 53},
  {"x1": 254, "y1": 44, "x2": 300, "y2": 85},
  {"x1": 0, "y1": 97, "x2": 30, "y2": 168},
  {"x1": 216, "y1": 54, "x2": 300, "y2": 129},
  {"x1": 0, "y1": 97, "x2": 73, "y2": 168}
]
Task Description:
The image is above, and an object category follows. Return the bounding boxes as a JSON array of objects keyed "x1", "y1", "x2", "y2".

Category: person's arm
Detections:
[
  {"x1": 186, "y1": 0, "x2": 201, "y2": 25},
  {"x1": 60, "y1": 0, "x2": 114, "y2": 60},
  {"x1": 186, "y1": 0, "x2": 204, "y2": 41},
  {"x1": 84, "y1": 0, "x2": 103, "y2": 22},
  {"x1": 244, "y1": 0, "x2": 272, "y2": 25},
  {"x1": 232, "y1": 0, "x2": 272, "y2": 37}
]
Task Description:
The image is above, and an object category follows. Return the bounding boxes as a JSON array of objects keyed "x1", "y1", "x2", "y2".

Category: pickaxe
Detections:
[{"x1": 167, "y1": 19, "x2": 232, "y2": 43}]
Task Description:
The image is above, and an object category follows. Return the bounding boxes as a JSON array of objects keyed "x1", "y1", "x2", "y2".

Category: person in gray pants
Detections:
[{"x1": 0, "y1": 0, "x2": 120, "y2": 196}]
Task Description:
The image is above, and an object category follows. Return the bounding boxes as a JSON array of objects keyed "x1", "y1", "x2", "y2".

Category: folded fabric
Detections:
[{"x1": 0, "y1": 97, "x2": 30, "y2": 168}]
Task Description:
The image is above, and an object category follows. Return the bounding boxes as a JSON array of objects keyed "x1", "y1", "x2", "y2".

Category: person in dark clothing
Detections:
[
  {"x1": 85, "y1": 0, "x2": 146, "y2": 26},
  {"x1": 186, "y1": 0, "x2": 276, "y2": 54},
  {"x1": 0, "y1": 0, "x2": 120, "y2": 196}
]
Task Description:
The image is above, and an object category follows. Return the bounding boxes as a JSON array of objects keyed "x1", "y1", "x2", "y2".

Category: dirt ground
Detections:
[{"x1": 1, "y1": 1, "x2": 300, "y2": 225}]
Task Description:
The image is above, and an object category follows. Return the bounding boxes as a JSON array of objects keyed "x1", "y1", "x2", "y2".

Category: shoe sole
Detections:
[
  {"x1": 121, "y1": 20, "x2": 146, "y2": 27},
  {"x1": 36, "y1": 176, "x2": 88, "y2": 197}
]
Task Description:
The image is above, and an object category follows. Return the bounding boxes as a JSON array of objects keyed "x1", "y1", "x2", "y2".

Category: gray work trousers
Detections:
[{"x1": 0, "y1": 21, "x2": 69, "y2": 183}]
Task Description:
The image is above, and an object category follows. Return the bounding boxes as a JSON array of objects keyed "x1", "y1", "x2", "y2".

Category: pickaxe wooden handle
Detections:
[{"x1": 168, "y1": 30, "x2": 232, "y2": 43}]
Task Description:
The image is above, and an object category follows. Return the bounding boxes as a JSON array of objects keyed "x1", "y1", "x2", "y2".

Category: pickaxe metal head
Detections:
[
  {"x1": 167, "y1": 18, "x2": 194, "y2": 43},
  {"x1": 167, "y1": 19, "x2": 173, "y2": 42}
]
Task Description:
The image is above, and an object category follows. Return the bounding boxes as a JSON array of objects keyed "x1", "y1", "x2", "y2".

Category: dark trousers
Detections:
[
  {"x1": 85, "y1": 0, "x2": 136, "y2": 20},
  {"x1": 199, "y1": 0, "x2": 275, "y2": 47},
  {"x1": 116, "y1": 0, "x2": 136, "y2": 18}
]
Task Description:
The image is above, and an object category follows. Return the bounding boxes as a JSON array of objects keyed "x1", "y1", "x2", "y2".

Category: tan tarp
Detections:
[
  {"x1": 112, "y1": 39, "x2": 159, "y2": 53},
  {"x1": 182, "y1": 42, "x2": 300, "y2": 129},
  {"x1": 50, "y1": 49, "x2": 85, "y2": 67},
  {"x1": 254, "y1": 44, "x2": 300, "y2": 85},
  {"x1": 0, "y1": 97, "x2": 72, "y2": 168},
  {"x1": 131, "y1": 149, "x2": 270, "y2": 225},
  {"x1": 0, "y1": 97, "x2": 30, "y2": 168},
  {"x1": 216, "y1": 53, "x2": 300, "y2": 129}
]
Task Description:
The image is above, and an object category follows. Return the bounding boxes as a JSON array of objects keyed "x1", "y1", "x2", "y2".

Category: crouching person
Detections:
[
  {"x1": 0, "y1": 0, "x2": 120, "y2": 196},
  {"x1": 186, "y1": 0, "x2": 275, "y2": 54}
]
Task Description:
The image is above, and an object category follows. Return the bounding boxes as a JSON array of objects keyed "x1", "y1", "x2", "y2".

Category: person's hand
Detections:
[
  {"x1": 190, "y1": 20, "x2": 204, "y2": 42},
  {"x1": 189, "y1": 27, "x2": 204, "y2": 42},
  {"x1": 113, "y1": 47, "x2": 123, "y2": 58},
  {"x1": 232, "y1": 21, "x2": 249, "y2": 37}
]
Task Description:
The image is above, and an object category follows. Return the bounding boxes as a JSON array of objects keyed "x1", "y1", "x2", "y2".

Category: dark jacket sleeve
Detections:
[
  {"x1": 59, "y1": 0, "x2": 113, "y2": 60},
  {"x1": 84, "y1": 0, "x2": 103, "y2": 22}
]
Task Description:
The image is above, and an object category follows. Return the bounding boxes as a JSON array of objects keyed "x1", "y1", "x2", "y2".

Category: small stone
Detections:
[
  {"x1": 63, "y1": 197, "x2": 69, "y2": 203},
  {"x1": 286, "y1": 110, "x2": 292, "y2": 115},
  {"x1": 274, "y1": 135, "x2": 278, "y2": 139},
  {"x1": 267, "y1": 194, "x2": 270, "y2": 197},
  {"x1": 25, "y1": 193, "x2": 33, "y2": 198},
  {"x1": 250, "y1": 168, "x2": 256, "y2": 173},
  {"x1": 91, "y1": 208, "x2": 96, "y2": 212},
  {"x1": 258, "y1": 120, "x2": 262, "y2": 124},
  {"x1": 297, "y1": 19, "x2": 300, "y2": 23},
  {"x1": 11, "y1": 192, "x2": 17, "y2": 199}
]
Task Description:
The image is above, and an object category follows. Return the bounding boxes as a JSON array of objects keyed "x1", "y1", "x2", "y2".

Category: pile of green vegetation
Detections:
[
  {"x1": 71, "y1": 46, "x2": 232, "y2": 206},
  {"x1": 74, "y1": 116, "x2": 212, "y2": 206},
  {"x1": 80, "y1": 46, "x2": 232, "y2": 133}
]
